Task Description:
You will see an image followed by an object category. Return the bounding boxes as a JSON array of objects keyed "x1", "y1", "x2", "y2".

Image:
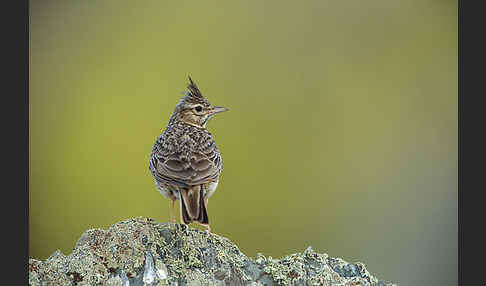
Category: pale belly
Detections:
[{"x1": 155, "y1": 179, "x2": 219, "y2": 200}]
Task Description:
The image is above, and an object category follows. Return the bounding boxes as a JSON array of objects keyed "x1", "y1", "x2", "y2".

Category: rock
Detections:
[{"x1": 29, "y1": 217, "x2": 396, "y2": 286}]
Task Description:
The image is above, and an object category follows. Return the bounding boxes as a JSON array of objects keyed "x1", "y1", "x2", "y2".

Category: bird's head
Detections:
[{"x1": 169, "y1": 77, "x2": 228, "y2": 129}]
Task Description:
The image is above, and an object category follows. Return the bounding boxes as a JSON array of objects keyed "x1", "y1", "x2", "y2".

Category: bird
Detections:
[{"x1": 149, "y1": 77, "x2": 228, "y2": 232}]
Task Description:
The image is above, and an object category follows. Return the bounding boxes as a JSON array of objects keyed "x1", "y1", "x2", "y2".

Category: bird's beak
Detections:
[{"x1": 210, "y1": 106, "x2": 229, "y2": 114}]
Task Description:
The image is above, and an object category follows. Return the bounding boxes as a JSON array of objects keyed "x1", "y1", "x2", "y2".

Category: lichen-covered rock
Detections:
[{"x1": 29, "y1": 217, "x2": 396, "y2": 286}]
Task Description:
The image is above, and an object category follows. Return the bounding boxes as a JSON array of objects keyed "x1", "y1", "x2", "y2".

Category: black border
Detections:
[
  {"x1": 26, "y1": 0, "x2": 30, "y2": 282},
  {"x1": 459, "y1": 0, "x2": 484, "y2": 285},
  {"x1": 4, "y1": 0, "x2": 29, "y2": 283}
]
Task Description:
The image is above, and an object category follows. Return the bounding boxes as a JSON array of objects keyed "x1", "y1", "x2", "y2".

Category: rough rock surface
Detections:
[{"x1": 29, "y1": 217, "x2": 396, "y2": 286}]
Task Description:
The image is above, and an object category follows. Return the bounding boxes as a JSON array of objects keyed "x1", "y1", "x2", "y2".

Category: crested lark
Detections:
[{"x1": 149, "y1": 77, "x2": 228, "y2": 232}]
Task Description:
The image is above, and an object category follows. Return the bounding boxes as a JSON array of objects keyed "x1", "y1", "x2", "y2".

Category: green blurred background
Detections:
[{"x1": 29, "y1": 1, "x2": 457, "y2": 285}]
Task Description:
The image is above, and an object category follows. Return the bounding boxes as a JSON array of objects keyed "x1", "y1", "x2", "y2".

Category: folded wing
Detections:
[{"x1": 150, "y1": 143, "x2": 222, "y2": 188}]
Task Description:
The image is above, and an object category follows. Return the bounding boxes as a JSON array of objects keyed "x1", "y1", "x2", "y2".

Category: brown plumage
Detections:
[{"x1": 149, "y1": 77, "x2": 228, "y2": 232}]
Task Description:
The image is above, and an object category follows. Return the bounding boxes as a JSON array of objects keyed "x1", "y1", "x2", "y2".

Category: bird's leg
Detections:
[
  {"x1": 198, "y1": 222, "x2": 211, "y2": 233},
  {"x1": 169, "y1": 194, "x2": 176, "y2": 223},
  {"x1": 200, "y1": 196, "x2": 211, "y2": 233}
]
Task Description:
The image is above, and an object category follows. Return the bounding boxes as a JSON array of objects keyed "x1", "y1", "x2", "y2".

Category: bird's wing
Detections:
[{"x1": 150, "y1": 139, "x2": 222, "y2": 188}]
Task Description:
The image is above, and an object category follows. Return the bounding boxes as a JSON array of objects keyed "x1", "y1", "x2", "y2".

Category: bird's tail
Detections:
[{"x1": 180, "y1": 186, "x2": 208, "y2": 225}]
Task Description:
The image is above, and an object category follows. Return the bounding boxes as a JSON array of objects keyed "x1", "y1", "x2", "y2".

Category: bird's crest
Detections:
[
  {"x1": 187, "y1": 76, "x2": 202, "y2": 98},
  {"x1": 181, "y1": 76, "x2": 211, "y2": 106}
]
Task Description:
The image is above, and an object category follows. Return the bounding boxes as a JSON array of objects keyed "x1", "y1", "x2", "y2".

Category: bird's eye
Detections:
[{"x1": 195, "y1": 106, "x2": 203, "y2": 112}]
